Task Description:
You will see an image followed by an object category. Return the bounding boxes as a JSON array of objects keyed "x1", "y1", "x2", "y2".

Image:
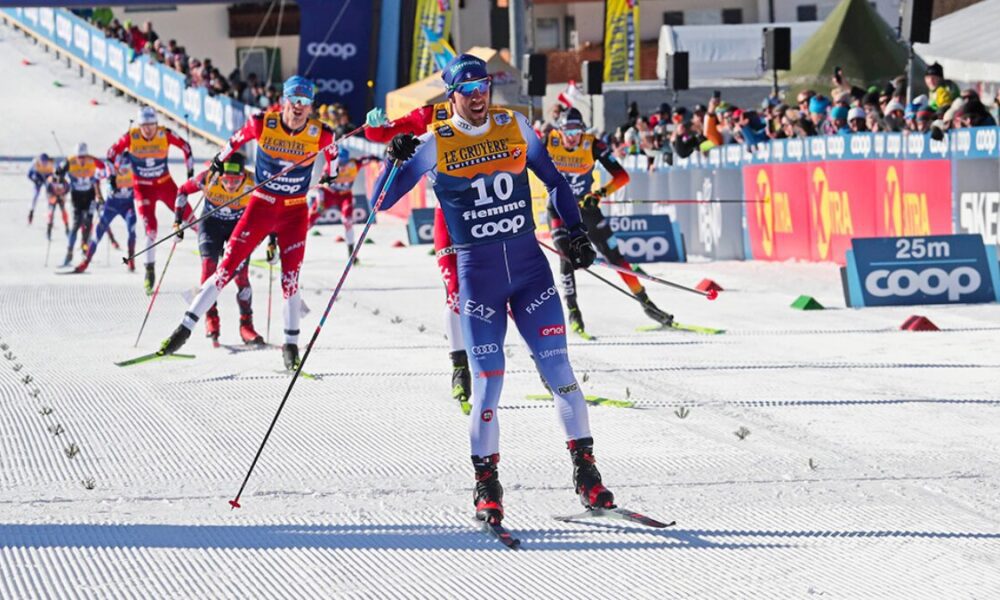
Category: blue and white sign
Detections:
[
  {"x1": 316, "y1": 194, "x2": 373, "y2": 226},
  {"x1": 607, "y1": 215, "x2": 686, "y2": 263},
  {"x1": 843, "y1": 234, "x2": 1000, "y2": 307},
  {"x1": 407, "y1": 208, "x2": 436, "y2": 245},
  {"x1": 297, "y1": 0, "x2": 373, "y2": 122}
]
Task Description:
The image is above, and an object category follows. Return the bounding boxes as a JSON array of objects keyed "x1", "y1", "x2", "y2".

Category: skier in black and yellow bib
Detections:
[{"x1": 547, "y1": 108, "x2": 674, "y2": 335}]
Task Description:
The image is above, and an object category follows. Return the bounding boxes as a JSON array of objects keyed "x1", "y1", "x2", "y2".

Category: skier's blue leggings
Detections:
[
  {"x1": 86, "y1": 196, "x2": 136, "y2": 261},
  {"x1": 458, "y1": 231, "x2": 592, "y2": 457}
]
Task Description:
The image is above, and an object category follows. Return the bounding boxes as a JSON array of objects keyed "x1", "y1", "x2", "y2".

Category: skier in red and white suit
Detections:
[
  {"x1": 158, "y1": 76, "x2": 337, "y2": 370},
  {"x1": 107, "y1": 105, "x2": 194, "y2": 293},
  {"x1": 364, "y1": 102, "x2": 470, "y2": 407}
]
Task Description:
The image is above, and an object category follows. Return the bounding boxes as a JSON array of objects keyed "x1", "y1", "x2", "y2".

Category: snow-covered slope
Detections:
[{"x1": 2, "y1": 22, "x2": 999, "y2": 599}]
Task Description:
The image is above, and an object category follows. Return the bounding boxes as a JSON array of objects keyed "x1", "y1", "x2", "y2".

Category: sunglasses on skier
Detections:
[
  {"x1": 561, "y1": 127, "x2": 585, "y2": 137},
  {"x1": 450, "y1": 78, "x2": 491, "y2": 97}
]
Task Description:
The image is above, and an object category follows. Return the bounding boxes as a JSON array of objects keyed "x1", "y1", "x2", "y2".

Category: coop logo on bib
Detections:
[{"x1": 471, "y1": 215, "x2": 526, "y2": 239}]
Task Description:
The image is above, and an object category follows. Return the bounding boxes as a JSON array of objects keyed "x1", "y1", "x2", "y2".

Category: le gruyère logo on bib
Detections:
[{"x1": 442, "y1": 137, "x2": 514, "y2": 172}]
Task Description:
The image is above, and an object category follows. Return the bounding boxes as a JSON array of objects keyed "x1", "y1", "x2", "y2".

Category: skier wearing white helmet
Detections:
[{"x1": 107, "y1": 105, "x2": 194, "y2": 294}]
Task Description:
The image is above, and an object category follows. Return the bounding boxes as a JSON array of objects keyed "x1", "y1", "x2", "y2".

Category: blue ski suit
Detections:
[
  {"x1": 373, "y1": 108, "x2": 593, "y2": 457},
  {"x1": 85, "y1": 164, "x2": 137, "y2": 263}
]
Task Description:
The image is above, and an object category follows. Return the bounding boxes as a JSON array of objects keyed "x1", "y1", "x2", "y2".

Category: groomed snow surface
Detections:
[{"x1": 2, "y1": 23, "x2": 1000, "y2": 600}]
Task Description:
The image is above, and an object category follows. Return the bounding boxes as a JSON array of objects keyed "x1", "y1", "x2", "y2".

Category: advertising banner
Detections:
[
  {"x1": 603, "y1": 0, "x2": 640, "y2": 83},
  {"x1": 407, "y1": 207, "x2": 436, "y2": 245},
  {"x1": 744, "y1": 162, "x2": 811, "y2": 261},
  {"x1": 951, "y1": 128, "x2": 1000, "y2": 249},
  {"x1": 297, "y1": 0, "x2": 373, "y2": 121},
  {"x1": 843, "y1": 234, "x2": 1000, "y2": 307},
  {"x1": 606, "y1": 214, "x2": 685, "y2": 263},
  {"x1": 695, "y1": 167, "x2": 746, "y2": 260},
  {"x1": 808, "y1": 161, "x2": 877, "y2": 263},
  {"x1": 315, "y1": 194, "x2": 373, "y2": 226}
]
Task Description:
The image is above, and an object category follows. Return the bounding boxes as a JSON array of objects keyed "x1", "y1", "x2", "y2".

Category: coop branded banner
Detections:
[
  {"x1": 3, "y1": 7, "x2": 249, "y2": 143},
  {"x1": 603, "y1": 0, "x2": 640, "y2": 82},
  {"x1": 315, "y1": 195, "x2": 373, "y2": 226},
  {"x1": 297, "y1": 0, "x2": 373, "y2": 121},
  {"x1": 407, "y1": 207, "x2": 436, "y2": 245},
  {"x1": 410, "y1": 0, "x2": 455, "y2": 83},
  {"x1": 606, "y1": 215, "x2": 685, "y2": 263},
  {"x1": 843, "y1": 234, "x2": 1000, "y2": 307}
]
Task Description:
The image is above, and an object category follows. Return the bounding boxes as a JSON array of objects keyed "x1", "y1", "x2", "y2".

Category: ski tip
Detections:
[{"x1": 228, "y1": 499, "x2": 241, "y2": 510}]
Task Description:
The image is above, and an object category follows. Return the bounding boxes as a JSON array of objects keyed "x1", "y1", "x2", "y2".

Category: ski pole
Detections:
[
  {"x1": 134, "y1": 238, "x2": 178, "y2": 347},
  {"x1": 122, "y1": 124, "x2": 367, "y2": 265},
  {"x1": 600, "y1": 198, "x2": 763, "y2": 205},
  {"x1": 132, "y1": 196, "x2": 204, "y2": 347},
  {"x1": 44, "y1": 221, "x2": 53, "y2": 267},
  {"x1": 228, "y1": 159, "x2": 401, "y2": 510},
  {"x1": 50, "y1": 130, "x2": 66, "y2": 159},
  {"x1": 266, "y1": 258, "x2": 274, "y2": 345},
  {"x1": 538, "y1": 240, "x2": 717, "y2": 300}
]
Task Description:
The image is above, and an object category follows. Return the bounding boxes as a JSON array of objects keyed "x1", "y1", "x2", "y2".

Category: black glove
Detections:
[
  {"x1": 566, "y1": 225, "x2": 596, "y2": 270},
  {"x1": 173, "y1": 210, "x2": 185, "y2": 241},
  {"x1": 551, "y1": 226, "x2": 572, "y2": 259},
  {"x1": 109, "y1": 175, "x2": 118, "y2": 191},
  {"x1": 208, "y1": 155, "x2": 225, "y2": 178},
  {"x1": 186, "y1": 166, "x2": 195, "y2": 179},
  {"x1": 387, "y1": 133, "x2": 419, "y2": 162},
  {"x1": 318, "y1": 174, "x2": 334, "y2": 185}
]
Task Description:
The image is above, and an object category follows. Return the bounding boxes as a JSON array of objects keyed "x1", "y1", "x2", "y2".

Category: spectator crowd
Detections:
[
  {"x1": 80, "y1": 9, "x2": 283, "y2": 110},
  {"x1": 542, "y1": 63, "x2": 1000, "y2": 167}
]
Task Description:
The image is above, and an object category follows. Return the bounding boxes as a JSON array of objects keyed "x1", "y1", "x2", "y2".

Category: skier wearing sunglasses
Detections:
[{"x1": 371, "y1": 54, "x2": 617, "y2": 526}]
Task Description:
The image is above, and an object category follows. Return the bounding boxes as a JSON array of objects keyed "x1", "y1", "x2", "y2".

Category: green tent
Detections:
[{"x1": 781, "y1": 0, "x2": 924, "y2": 95}]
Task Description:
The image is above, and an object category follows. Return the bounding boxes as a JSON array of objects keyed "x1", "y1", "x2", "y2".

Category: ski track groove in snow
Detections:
[{"x1": 2, "y1": 22, "x2": 1000, "y2": 598}]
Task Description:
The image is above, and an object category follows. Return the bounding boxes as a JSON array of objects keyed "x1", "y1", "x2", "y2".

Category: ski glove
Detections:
[
  {"x1": 551, "y1": 226, "x2": 572, "y2": 260},
  {"x1": 366, "y1": 107, "x2": 388, "y2": 128},
  {"x1": 566, "y1": 225, "x2": 596, "y2": 270},
  {"x1": 581, "y1": 191, "x2": 603, "y2": 210},
  {"x1": 266, "y1": 234, "x2": 279, "y2": 264},
  {"x1": 388, "y1": 133, "x2": 419, "y2": 163},
  {"x1": 173, "y1": 213, "x2": 184, "y2": 241},
  {"x1": 208, "y1": 155, "x2": 225, "y2": 178},
  {"x1": 186, "y1": 166, "x2": 195, "y2": 180},
  {"x1": 318, "y1": 174, "x2": 334, "y2": 186},
  {"x1": 109, "y1": 175, "x2": 118, "y2": 191}
]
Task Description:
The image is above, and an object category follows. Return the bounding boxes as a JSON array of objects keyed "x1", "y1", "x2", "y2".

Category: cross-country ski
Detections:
[{"x1": 2, "y1": 5, "x2": 1000, "y2": 598}]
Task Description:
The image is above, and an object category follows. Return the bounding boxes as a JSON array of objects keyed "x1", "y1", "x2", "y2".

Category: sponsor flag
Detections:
[
  {"x1": 422, "y1": 25, "x2": 457, "y2": 71},
  {"x1": 603, "y1": 0, "x2": 640, "y2": 82},
  {"x1": 557, "y1": 80, "x2": 590, "y2": 108},
  {"x1": 410, "y1": 0, "x2": 455, "y2": 82}
]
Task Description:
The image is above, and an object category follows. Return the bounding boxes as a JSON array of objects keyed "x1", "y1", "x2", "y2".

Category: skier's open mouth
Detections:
[{"x1": 468, "y1": 97, "x2": 487, "y2": 119}]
